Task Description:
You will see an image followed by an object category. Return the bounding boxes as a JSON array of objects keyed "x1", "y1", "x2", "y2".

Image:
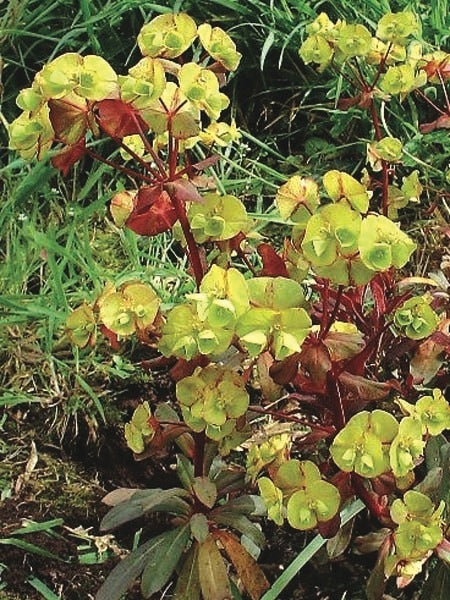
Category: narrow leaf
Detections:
[
  {"x1": 198, "y1": 534, "x2": 232, "y2": 600},
  {"x1": 173, "y1": 543, "x2": 201, "y2": 600},
  {"x1": 141, "y1": 524, "x2": 190, "y2": 597},
  {"x1": 215, "y1": 530, "x2": 269, "y2": 600},
  {"x1": 96, "y1": 532, "x2": 175, "y2": 600}
]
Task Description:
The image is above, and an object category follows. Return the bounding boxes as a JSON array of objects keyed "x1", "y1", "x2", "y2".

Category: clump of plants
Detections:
[{"x1": 9, "y1": 9, "x2": 450, "y2": 600}]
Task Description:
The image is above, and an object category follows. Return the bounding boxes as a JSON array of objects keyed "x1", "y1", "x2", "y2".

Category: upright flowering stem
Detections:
[{"x1": 169, "y1": 187, "x2": 204, "y2": 289}]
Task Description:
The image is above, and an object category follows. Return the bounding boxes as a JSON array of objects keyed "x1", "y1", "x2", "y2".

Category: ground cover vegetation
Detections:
[{"x1": 1, "y1": 1, "x2": 449, "y2": 599}]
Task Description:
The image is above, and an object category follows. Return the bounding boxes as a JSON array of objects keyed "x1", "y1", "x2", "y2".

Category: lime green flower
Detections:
[
  {"x1": 124, "y1": 402, "x2": 155, "y2": 454},
  {"x1": 178, "y1": 63, "x2": 229, "y2": 120},
  {"x1": 142, "y1": 82, "x2": 200, "y2": 139},
  {"x1": 394, "y1": 296, "x2": 439, "y2": 340},
  {"x1": 330, "y1": 410, "x2": 399, "y2": 478},
  {"x1": 9, "y1": 105, "x2": 54, "y2": 160},
  {"x1": 119, "y1": 57, "x2": 166, "y2": 109},
  {"x1": 299, "y1": 34, "x2": 334, "y2": 71},
  {"x1": 322, "y1": 170, "x2": 370, "y2": 213},
  {"x1": 236, "y1": 277, "x2": 311, "y2": 360},
  {"x1": 98, "y1": 281, "x2": 160, "y2": 337},
  {"x1": 197, "y1": 119, "x2": 241, "y2": 147},
  {"x1": 389, "y1": 416, "x2": 425, "y2": 478},
  {"x1": 188, "y1": 193, "x2": 248, "y2": 243},
  {"x1": 66, "y1": 303, "x2": 96, "y2": 349},
  {"x1": 275, "y1": 176, "x2": 320, "y2": 228},
  {"x1": 258, "y1": 477, "x2": 284, "y2": 525},
  {"x1": 358, "y1": 214, "x2": 416, "y2": 271},
  {"x1": 137, "y1": 13, "x2": 197, "y2": 59},
  {"x1": 197, "y1": 23, "x2": 242, "y2": 71},
  {"x1": 272, "y1": 460, "x2": 340, "y2": 530},
  {"x1": 302, "y1": 202, "x2": 362, "y2": 267},
  {"x1": 376, "y1": 12, "x2": 419, "y2": 45},
  {"x1": 380, "y1": 64, "x2": 426, "y2": 95},
  {"x1": 246, "y1": 434, "x2": 291, "y2": 481},
  {"x1": 336, "y1": 24, "x2": 372, "y2": 58},
  {"x1": 176, "y1": 365, "x2": 249, "y2": 437},
  {"x1": 397, "y1": 389, "x2": 450, "y2": 436},
  {"x1": 36, "y1": 53, "x2": 117, "y2": 101}
]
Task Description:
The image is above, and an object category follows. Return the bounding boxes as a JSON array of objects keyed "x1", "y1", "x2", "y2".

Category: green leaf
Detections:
[
  {"x1": 193, "y1": 476, "x2": 217, "y2": 508},
  {"x1": 190, "y1": 513, "x2": 210, "y2": 543},
  {"x1": 27, "y1": 577, "x2": 60, "y2": 600},
  {"x1": 100, "y1": 488, "x2": 191, "y2": 531},
  {"x1": 141, "y1": 524, "x2": 190, "y2": 597},
  {"x1": 198, "y1": 535, "x2": 232, "y2": 600},
  {"x1": 421, "y1": 562, "x2": 450, "y2": 600},
  {"x1": 96, "y1": 532, "x2": 176, "y2": 600},
  {"x1": 177, "y1": 454, "x2": 195, "y2": 491},
  {"x1": 0, "y1": 538, "x2": 62, "y2": 561},
  {"x1": 212, "y1": 512, "x2": 265, "y2": 549},
  {"x1": 173, "y1": 544, "x2": 202, "y2": 600}
]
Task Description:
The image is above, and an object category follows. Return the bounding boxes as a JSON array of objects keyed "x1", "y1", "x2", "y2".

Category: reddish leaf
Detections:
[
  {"x1": 165, "y1": 179, "x2": 204, "y2": 204},
  {"x1": 338, "y1": 372, "x2": 392, "y2": 414},
  {"x1": 99, "y1": 324, "x2": 120, "y2": 350},
  {"x1": 257, "y1": 243, "x2": 289, "y2": 277},
  {"x1": 298, "y1": 340, "x2": 332, "y2": 393},
  {"x1": 126, "y1": 185, "x2": 177, "y2": 236},
  {"x1": 169, "y1": 356, "x2": 210, "y2": 382},
  {"x1": 96, "y1": 98, "x2": 147, "y2": 138},
  {"x1": 256, "y1": 352, "x2": 283, "y2": 402},
  {"x1": 269, "y1": 352, "x2": 301, "y2": 385},
  {"x1": 338, "y1": 90, "x2": 373, "y2": 110},
  {"x1": 410, "y1": 318, "x2": 450, "y2": 383},
  {"x1": 48, "y1": 97, "x2": 90, "y2": 144},
  {"x1": 317, "y1": 512, "x2": 341, "y2": 539},
  {"x1": 51, "y1": 138, "x2": 86, "y2": 175},
  {"x1": 421, "y1": 57, "x2": 450, "y2": 81},
  {"x1": 214, "y1": 530, "x2": 269, "y2": 600},
  {"x1": 420, "y1": 114, "x2": 450, "y2": 134}
]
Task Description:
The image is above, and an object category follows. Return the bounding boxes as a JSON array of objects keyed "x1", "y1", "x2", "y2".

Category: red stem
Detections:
[
  {"x1": 321, "y1": 285, "x2": 344, "y2": 339},
  {"x1": 85, "y1": 148, "x2": 156, "y2": 184},
  {"x1": 131, "y1": 113, "x2": 168, "y2": 178},
  {"x1": 193, "y1": 431, "x2": 206, "y2": 477},
  {"x1": 170, "y1": 189, "x2": 204, "y2": 289}
]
